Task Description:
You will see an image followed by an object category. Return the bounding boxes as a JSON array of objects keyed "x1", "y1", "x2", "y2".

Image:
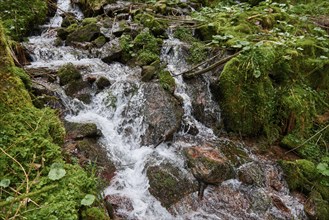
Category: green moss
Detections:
[
  {"x1": 57, "y1": 63, "x2": 82, "y2": 86},
  {"x1": 278, "y1": 160, "x2": 314, "y2": 192},
  {"x1": 82, "y1": 207, "x2": 110, "y2": 220},
  {"x1": 93, "y1": 35, "x2": 106, "y2": 48},
  {"x1": 66, "y1": 23, "x2": 100, "y2": 43},
  {"x1": 134, "y1": 13, "x2": 168, "y2": 36},
  {"x1": 307, "y1": 191, "x2": 329, "y2": 220},
  {"x1": 120, "y1": 30, "x2": 162, "y2": 66},
  {"x1": 187, "y1": 42, "x2": 208, "y2": 64},
  {"x1": 219, "y1": 45, "x2": 278, "y2": 138},
  {"x1": 82, "y1": 17, "x2": 98, "y2": 26},
  {"x1": 173, "y1": 27, "x2": 196, "y2": 42},
  {"x1": 9, "y1": 66, "x2": 31, "y2": 90},
  {"x1": 136, "y1": 50, "x2": 159, "y2": 66},
  {"x1": 281, "y1": 135, "x2": 324, "y2": 162},
  {"x1": 158, "y1": 70, "x2": 175, "y2": 93}
]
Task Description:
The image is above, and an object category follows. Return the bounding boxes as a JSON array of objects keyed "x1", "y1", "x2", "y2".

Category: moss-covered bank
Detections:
[{"x1": 0, "y1": 21, "x2": 109, "y2": 219}]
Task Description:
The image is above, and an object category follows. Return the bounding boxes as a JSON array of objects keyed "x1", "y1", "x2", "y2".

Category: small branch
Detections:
[
  {"x1": 285, "y1": 123, "x2": 329, "y2": 154},
  {"x1": 0, "y1": 147, "x2": 30, "y2": 195},
  {"x1": 172, "y1": 50, "x2": 224, "y2": 77},
  {"x1": 176, "y1": 52, "x2": 240, "y2": 79},
  {"x1": 0, "y1": 185, "x2": 57, "y2": 207}
]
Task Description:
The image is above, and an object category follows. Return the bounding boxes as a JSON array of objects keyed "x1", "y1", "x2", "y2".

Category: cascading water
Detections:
[{"x1": 24, "y1": 1, "x2": 308, "y2": 219}]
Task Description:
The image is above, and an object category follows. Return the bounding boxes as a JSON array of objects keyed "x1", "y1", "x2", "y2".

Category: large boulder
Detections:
[
  {"x1": 63, "y1": 121, "x2": 116, "y2": 183},
  {"x1": 184, "y1": 146, "x2": 235, "y2": 184},
  {"x1": 66, "y1": 23, "x2": 101, "y2": 44},
  {"x1": 141, "y1": 83, "x2": 183, "y2": 146},
  {"x1": 64, "y1": 121, "x2": 102, "y2": 140},
  {"x1": 147, "y1": 163, "x2": 197, "y2": 208}
]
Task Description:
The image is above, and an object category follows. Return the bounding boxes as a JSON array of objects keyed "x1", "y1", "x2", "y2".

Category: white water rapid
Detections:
[{"x1": 24, "y1": 1, "x2": 308, "y2": 219}]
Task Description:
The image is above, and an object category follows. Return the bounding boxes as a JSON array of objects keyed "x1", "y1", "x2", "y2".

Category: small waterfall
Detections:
[{"x1": 24, "y1": 1, "x2": 308, "y2": 219}]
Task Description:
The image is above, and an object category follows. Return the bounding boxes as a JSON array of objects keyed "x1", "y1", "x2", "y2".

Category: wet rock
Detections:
[
  {"x1": 141, "y1": 65, "x2": 156, "y2": 82},
  {"x1": 86, "y1": 75, "x2": 97, "y2": 84},
  {"x1": 147, "y1": 163, "x2": 197, "y2": 208},
  {"x1": 237, "y1": 162, "x2": 265, "y2": 187},
  {"x1": 76, "y1": 139, "x2": 116, "y2": 182},
  {"x1": 218, "y1": 139, "x2": 251, "y2": 167},
  {"x1": 271, "y1": 195, "x2": 291, "y2": 214},
  {"x1": 92, "y1": 38, "x2": 123, "y2": 63},
  {"x1": 57, "y1": 63, "x2": 82, "y2": 86},
  {"x1": 26, "y1": 67, "x2": 57, "y2": 81},
  {"x1": 64, "y1": 121, "x2": 102, "y2": 140},
  {"x1": 104, "y1": 194, "x2": 134, "y2": 219},
  {"x1": 64, "y1": 121, "x2": 116, "y2": 184},
  {"x1": 249, "y1": 188, "x2": 271, "y2": 213},
  {"x1": 110, "y1": 20, "x2": 132, "y2": 37},
  {"x1": 184, "y1": 146, "x2": 235, "y2": 184},
  {"x1": 182, "y1": 120, "x2": 199, "y2": 135},
  {"x1": 66, "y1": 23, "x2": 101, "y2": 44},
  {"x1": 185, "y1": 76, "x2": 221, "y2": 132},
  {"x1": 96, "y1": 76, "x2": 111, "y2": 90},
  {"x1": 64, "y1": 80, "x2": 90, "y2": 98},
  {"x1": 141, "y1": 83, "x2": 183, "y2": 146},
  {"x1": 103, "y1": 2, "x2": 132, "y2": 17}
]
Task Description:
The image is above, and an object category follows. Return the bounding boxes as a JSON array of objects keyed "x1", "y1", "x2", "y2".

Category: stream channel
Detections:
[{"x1": 23, "y1": 0, "x2": 308, "y2": 219}]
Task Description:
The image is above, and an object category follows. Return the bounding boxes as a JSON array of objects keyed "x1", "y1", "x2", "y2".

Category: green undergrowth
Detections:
[
  {"x1": 0, "y1": 0, "x2": 48, "y2": 40},
  {"x1": 0, "y1": 23, "x2": 109, "y2": 219}
]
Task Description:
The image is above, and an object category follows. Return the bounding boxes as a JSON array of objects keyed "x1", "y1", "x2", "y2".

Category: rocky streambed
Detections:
[{"x1": 20, "y1": 0, "x2": 312, "y2": 219}]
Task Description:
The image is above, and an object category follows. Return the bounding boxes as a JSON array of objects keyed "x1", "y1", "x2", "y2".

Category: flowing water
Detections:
[{"x1": 24, "y1": 1, "x2": 308, "y2": 219}]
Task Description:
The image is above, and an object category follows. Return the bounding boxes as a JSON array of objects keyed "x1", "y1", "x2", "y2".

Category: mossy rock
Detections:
[
  {"x1": 134, "y1": 13, "x2": 168, "y2": 36},
  {"x1": 75, "y1": 0, "x2": 110, "y2": 16},
  {"x1": 64, "y1": 121, "x2": 101, "y2": 140},
  {"x1": 184, "y1": 146, "x2": 235, "y2": 184},
  {"x1": 81, "y1": 17, "x2": 98, "y2": 26},
  {"x1": 61, "y1": 13, "x2": 77, "y2": 28},
  {"x1": 57, "y1": 63, "x2": 82, "y2": 86},
  {"x1": 278, "y1": 159, "x2": 316, "y2": 193},
  {"x1": 136, "y1": 50, "x2": 160, "y2": 66},
  {"x1": 66, "y1": 23, "x2": 101, "y2": 44},
  {"x1": 218, "y1": 45, "x2": 278, "y2": 138},
  {"x1": 218, "y1": 140, "x2": 251, "y2": 167},
  {"x1": 195, "y1": 24, "x2": 218, "y2": 41},
  {"x1": 238, "y1": 162, "x2": 265, "y2": 186},
  {"x1": 147, "y1": 163, "x2": 197, "y2": 208},
  {"x1": 92, "y1": 36, "x2": 107, "y2": 48},
  {"x1": 187, "y1": 42, "x2": 208, "y2": 64}
]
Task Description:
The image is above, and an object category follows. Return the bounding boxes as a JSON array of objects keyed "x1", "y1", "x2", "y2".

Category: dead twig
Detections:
[{"x1": 174, "y1": 52, "x2": 240, "y2": 78}]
